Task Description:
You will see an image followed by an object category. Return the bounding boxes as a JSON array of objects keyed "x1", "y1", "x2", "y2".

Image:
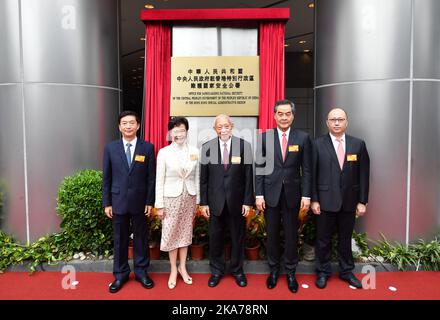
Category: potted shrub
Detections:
[
  {"x1": 128, "y1": 235, "x2": 134, "y2": 260},
  {"x1": 148, "y1": 208, "x2": 162, "y2": 260},
  {"x1": 191, "y1": 207, "x2": 209, "y2": 260},
  {"x1": 245, "y1": 208, "x2": 266, "y2": 260},
  {"x1": 56, "y1": 169, "x2": 113, "y2": 256},
  {"x1": 298, "y1": 208, "x2": 316, "y2": 261}
]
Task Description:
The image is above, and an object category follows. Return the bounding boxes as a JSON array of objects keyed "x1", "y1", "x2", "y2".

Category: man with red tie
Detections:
[
  {"x1": 311, "y1": 108, "x2": 370, "y2": 289},
  {"x1": 255, "y1": 99, "x2": 312, "y2": 293},
  {"x1": 200, "y1": 114, "x2": 254, "y2": 288}
]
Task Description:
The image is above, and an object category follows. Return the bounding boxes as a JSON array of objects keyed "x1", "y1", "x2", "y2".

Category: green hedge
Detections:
[
  {"x1": 57, "y1": 169, "x2": 112, "y2": 254},
  {"x1": 0, "y1": 169, "x2": 113, "y2": 273}
]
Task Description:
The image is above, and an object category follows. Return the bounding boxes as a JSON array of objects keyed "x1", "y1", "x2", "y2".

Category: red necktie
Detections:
[
  {"x1": 282, "y1": 133, "x2": 287, "y2": 161},
  {"x1": 223, "y1": 143, "x2": 229, "y2": 170},
  {"x1": 336, "y1": 138, "x2": 345, "y2": 169}
]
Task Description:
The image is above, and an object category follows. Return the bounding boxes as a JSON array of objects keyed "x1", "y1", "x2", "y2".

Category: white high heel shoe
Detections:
[
  {"x1": 168, "y1": 273, "x2": 177, "y2": 289},
  {"x1": 177, "y1": 267, "x2": 193, "y2": 285}
]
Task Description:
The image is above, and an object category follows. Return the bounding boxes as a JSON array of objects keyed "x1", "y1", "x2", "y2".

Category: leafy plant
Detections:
[
  {"x1": 412, "y1": 238, "x2": 440, "y2": 271},
  {"x1": 245, "y1": 209, "x2": 266, "y2": 248},
  {"x1": 1, "y1": 170, "x2": 116, "y2": 273},
  {"x1": 352, "y1": 230, "x2": 370, "y2": 257},
  {"x1": 56, "y1": 169, "x2": 112, "y2": 254},
  {"x1": 193, "y1": 208, "x2": 209, "y2": 245},
  {"x1": 148, "y1": 209, "x2": 162, "y2": 246},
  {"x1": 0, "y1": 231, "x2": 72, "y2": 274},
  {"x1": 369, "y1": 233, "x2": 440, "y2": 271},
  {"x1": 299, "y1": 211, "x2": 316, "y2": 246}
]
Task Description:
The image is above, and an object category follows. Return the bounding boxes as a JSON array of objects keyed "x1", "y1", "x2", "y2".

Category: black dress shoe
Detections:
[
  {"x1": 287, "y1": 273, "x2": 299, "y2": 293},
  {"x1": 266, "y1": 272, "x2": 279, "y2": 289},
  {"x1": 234, "y1": 273, "x2": 247, "y2": 287},
  {"x1": 135, "y1": 275, "x2": 154, "y2": 289},
  {"x1": 109, "y1": 278, "x2": 128, "y2": 293},
  {"x1": 208, "y1": 274, "x2": 222, "y2": 287},
  {"x1": 315, "y1": 275, "x2": 328, "y2": 289},
  {"x1": 340, "y1": 273, "x2": 363, "y2": 289}
]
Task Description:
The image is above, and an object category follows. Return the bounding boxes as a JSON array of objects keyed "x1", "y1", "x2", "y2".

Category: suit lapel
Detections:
[
  {"x1": 342, "y1": 135, "x2": 353, "y2": 171},
  {"x1": 216, "y1": 139, "x2": 222, "y2": 167},
  {"x1": 181, "y1": 148, "x2": 190, "y2": 179},
  {"x1": 324, "y1": 134, "x2": 342, "y2": 171},
  {"x1": 118, "y1": 140, "x2": 130, "y2": 171},
  {"x1": 227, "y1": 136, "x2": 240, "y2": 171},
  {"x1": 284, "y1": 129, "x2": 296, "y2": 163},
  {"x1": 171, "y1": 145, "x2": 186, "y2": 179},
  {"x1": 273, "y1": 129, "x2": 283, "y2": 165},
  {"x1": 218, "y1": 137, "x2": 234, "y2": 171},
  {"x1": 128, "y1": 140, "x2": 142, "y2": 174}
]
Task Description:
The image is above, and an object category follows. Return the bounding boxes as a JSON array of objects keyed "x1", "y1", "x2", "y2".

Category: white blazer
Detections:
[{"x1": 155, "y1": 143, "x2": 200, "y2": 208}]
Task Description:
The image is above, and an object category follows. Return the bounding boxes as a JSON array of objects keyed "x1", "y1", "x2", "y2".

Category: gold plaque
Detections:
[{"x1": 171, "y1": 56, "x2": 260, "y2": 116}]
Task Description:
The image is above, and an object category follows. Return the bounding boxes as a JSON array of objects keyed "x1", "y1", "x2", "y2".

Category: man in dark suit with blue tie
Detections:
[
  {"x1": 311, "y1": 108, "x2": 370, "y2": 289},
  {"x1": 255, "y1": 99, "x2": 312, "y2": 293},
  {"x1": 103, "y1": 110, "x2": 156, "y2": 293}
]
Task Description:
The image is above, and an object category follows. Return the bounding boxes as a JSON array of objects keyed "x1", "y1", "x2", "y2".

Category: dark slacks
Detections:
[
  {"x1": 315, "y1": 210, "x2": 356, "y2": 277},
  {"x1": 112, "y1": 212, "x2": 150, "y2": 280},
  {"x1": 209, "y1": 202, "x2": 245, "y2": 276},
  {"x1": 264, "y1": 188, "x2": 299, "y2": 273}
]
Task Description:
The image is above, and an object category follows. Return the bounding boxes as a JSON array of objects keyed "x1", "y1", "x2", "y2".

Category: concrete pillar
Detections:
[
  {"x1": 315, "y1": 0, "x2": 440, "y2": 243},
  {"x1": 0, "y1": 0, "x2": 120, "y2": 242}
]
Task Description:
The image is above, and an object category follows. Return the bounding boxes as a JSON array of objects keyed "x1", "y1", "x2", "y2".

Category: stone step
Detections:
[{"x1": 7, "y1": 259, "x2": 397, "y2": 273}]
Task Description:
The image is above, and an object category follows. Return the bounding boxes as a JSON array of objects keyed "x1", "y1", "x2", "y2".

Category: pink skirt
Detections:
[{"x1": 160, "y1": 186, "x2": 196, "y2": 252}]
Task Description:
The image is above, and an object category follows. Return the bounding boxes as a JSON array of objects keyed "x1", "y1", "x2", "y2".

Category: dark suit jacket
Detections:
[
  {"x1": 102, "y1": 139, "x2": 156, "y2": 215},
  {"x1": 200, "y1": 136, "x2": 254, "y2": 216},
  {"x1": 255, "y1": 128, "x2": 312, "y2": 208},
  {"x1": 312, "y1": 134, "x2": 370, "y2": 212}
]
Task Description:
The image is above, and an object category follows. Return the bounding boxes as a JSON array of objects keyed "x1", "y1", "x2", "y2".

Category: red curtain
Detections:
[
  {"x1": 143, "y1": 22, "x2": 171, "y2": 155},
  {"x1": 258, "y1": 22, "x2": 286, "y2": 131}
]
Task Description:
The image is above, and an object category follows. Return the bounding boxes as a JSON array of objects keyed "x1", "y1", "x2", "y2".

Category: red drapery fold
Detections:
[
  {"x1": 258, "y1": 22, "x2": 286, "y2": 131},
  {"x1": 143, "y1": 22, "x2": 171, "y2": 155}
]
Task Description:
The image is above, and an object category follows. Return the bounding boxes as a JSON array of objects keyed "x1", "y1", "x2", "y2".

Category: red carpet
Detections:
[{"x1": 0, "y1": 271, "x2": 439, "y2": 300}]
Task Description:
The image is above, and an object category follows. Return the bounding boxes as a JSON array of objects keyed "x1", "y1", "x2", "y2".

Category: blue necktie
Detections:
[{"x1": 126, "y1": 143, "x2": 132, "y2": 167}]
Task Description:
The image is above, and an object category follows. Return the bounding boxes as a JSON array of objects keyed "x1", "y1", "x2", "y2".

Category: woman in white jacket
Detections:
[{"x1": 155, "y1": 116, "x2": 200, "y2": 289}]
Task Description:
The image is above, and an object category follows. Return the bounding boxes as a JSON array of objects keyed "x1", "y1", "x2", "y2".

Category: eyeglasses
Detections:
[{"x1": 327, "y1": 118, "x2": 346, "y2": 123}]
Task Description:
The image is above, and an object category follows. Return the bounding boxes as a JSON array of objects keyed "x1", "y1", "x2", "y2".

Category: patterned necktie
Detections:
[
  {"x1": 336, "y1": 138, "x2": 344, "y2": 169},
  {"x1": 282, "y1": 133, "x2": 288, "y2": 161},
  {"x1": 126, "y1": 143, "x2": 132, "y2": 167},
  {"x1": 223, "y1": 142, "x2": 229, "y2": 170}
]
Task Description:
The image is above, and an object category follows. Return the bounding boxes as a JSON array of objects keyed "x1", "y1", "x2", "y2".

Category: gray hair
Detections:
[{"x1": 213, "y1": 114, "x2": 233, "y2": 127}]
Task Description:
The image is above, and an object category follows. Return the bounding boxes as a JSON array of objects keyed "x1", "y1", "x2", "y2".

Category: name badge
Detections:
[
  {"x1": 135, "y1": 155, "x2": 145, "y2": 162},
  {"x1": 289, "y1": 145, "x2": 299, "y2": 152},
  {"x1": 347, "y1": 154, "x2": 357, "y2": 161},
  {"x1": 190, "y1": 154, "x2": 198, "y2": 161},
  {"x1": 231, "y1": 156, "x2": 241, "y2": 164}
]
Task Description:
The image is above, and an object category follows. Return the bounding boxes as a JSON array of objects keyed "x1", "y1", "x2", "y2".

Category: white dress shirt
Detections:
[
  {"x1": 277, "y1": 127, "x2": 290, "y2": 156},
  {"x1": 329, "y1": 133, "x2": 346, "y2": 154},
  {"x1": 122, "y1": 137, "x2": 137, "y2": 163}
]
